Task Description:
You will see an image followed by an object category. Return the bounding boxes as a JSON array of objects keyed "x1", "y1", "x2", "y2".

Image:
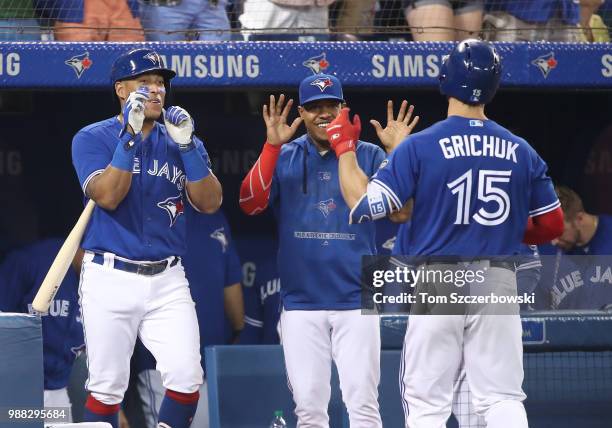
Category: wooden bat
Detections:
[{"x1": 31, "y1": 199, "x2": 96, "y2": 313}]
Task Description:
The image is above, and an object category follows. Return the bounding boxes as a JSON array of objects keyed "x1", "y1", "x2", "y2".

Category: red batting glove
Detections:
[{"x1": 326, "y1": 107, "x2": 361, "y2": 158}]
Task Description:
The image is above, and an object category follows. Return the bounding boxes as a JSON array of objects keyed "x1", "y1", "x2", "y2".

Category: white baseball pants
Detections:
[
  {"x1": 280, "y1": 309, "x2": 382, "y2": 428},
  {"x1": 401, "y1": 267, "x2": 528, "y2": 428},
  {"x1": 79, "y1": 252, "x2": 203, "y2": 405}
]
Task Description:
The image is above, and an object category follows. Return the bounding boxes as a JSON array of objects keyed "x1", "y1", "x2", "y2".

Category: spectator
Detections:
[
  {"x1": 537, "y1": 186, "x2": 612, "y2": 309},
  {"x1": 580, "y1": 0, "x2": 609, "y2": 41},
  {"x1": 0, "y1": 0, "x2": 42, "y2": 40},
  {"x1": 34, "y1": 0, "x2": 144, "y2": 41},
  {"x1": 239, "y1": 0, "x2": 336, "y2": 39},
  {"x1": 140, "y1": 0, "x2": 231, "y2": 41},
  {"x1": 134, "y1": 207, "x2": 244, "y2": 428},
  {"x1": 0, "y1": 238, "x2": 85, "y2": 422},
  {"x1": 333, "y1": 0, "x2": 376, "y2": 39},
  {"x1": 403, "y1": 0, "x2": 484, "y2": 41},
  {"x1": 482, "y1": 0, "x2": 582, "y2": 42}
]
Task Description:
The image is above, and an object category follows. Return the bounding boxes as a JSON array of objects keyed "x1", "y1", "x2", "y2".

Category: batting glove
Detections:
[
  {"x1": 121, "y1": 86, "x2": 148, "y2": 137},
  {"x1": 326, "y1": 107, "x2": 361, "y2": 158},
  {"x1": 164, "y1": 106, "x2": 195, "y2": 151}
]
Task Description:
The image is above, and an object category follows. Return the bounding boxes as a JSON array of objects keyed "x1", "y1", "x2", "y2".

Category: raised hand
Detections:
[
  {"x1": 370, "y1": 100, "x2": 420, "y2": 153},
  {"x1": 263, "y1": 94, "x2": 303, "y2": 146},
  {"x1": 121, "y1": 86, "x2": 149, "y2": 136},
  {"x1": 163, "y1": 106, "x2": 195, "y2": 150},
  {"x1": 326, "y1": 107, "x2": 361, "y2": 158}
]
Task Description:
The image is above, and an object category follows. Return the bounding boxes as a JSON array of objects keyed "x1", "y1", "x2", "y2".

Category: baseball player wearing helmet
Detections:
[
  {"x1": 333, "y1": 39, "x2": 564, "y2": 427},
  {"x1": 238, "y1": 74, "x2": 418, "y2": 427},
  {"x1": 71, "y1": 48, "x2": 222, "y2": 428}
]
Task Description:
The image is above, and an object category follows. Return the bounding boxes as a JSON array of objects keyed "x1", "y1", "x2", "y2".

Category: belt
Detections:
[
  {"x1": 423, "y1": 258, "x2": 516, "y2": 272},
  {"x1": 91, "y1": 253, "x2": 179, "y2": 276}
]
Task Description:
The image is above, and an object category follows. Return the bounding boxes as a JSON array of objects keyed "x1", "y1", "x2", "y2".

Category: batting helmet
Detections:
[
  {"x1": 110, "y1": 48, "x2": 176, "y2": 85},
  {"x1": 439, "y1": 39, "x2": 501, "y2": 105}
]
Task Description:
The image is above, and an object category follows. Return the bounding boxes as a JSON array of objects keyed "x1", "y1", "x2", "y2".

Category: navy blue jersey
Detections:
[
  {"x1": 270, "y1": 135, "x2": 385, "y2": 310},
  {"x1": 371, "y1": 116, "x2": 559, "y2": 256},
  {"x1": 237, "y1": 237, "x2": 281, "y2": 344},
  {"x1": 0, "y1": 239, "x2": 84, "y2": 390},
  {"x1": 537, "y1": 215, "x2": 612, "y2": 309},
  {"x1": 133, "y1": 207, "x2": 242, "y2": 373},
  {"x1": 72, "y1": 117, "x2": 209, "y2": 260}
]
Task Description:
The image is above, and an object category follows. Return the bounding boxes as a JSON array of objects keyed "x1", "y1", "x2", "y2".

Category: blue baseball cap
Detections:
[{"x1": 299, "y1": 74, "x2": 344, "y2": 106}]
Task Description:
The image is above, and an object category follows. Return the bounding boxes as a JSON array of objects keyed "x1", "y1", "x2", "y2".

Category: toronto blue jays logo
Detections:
[
  {"x1": 302, "y1": 53, "x2": 329, "y2": 74},
  {"x1": 144, "y1": 51, "x2": 163, "y2": 66},
  {"x1": 157, "y1": 195, "x2": 184, "y2": 227},
  {"x1": 318, "y1": 171, "x2": 332, "y2": 181},
  {"x1": 65, "y1": 52, "x2": 93, "y2": 78},
  {"x1": 531, "y1": 52, "x2": 558, "y2": 78},
  {"x1": 311, "y1": 77, "x2": 333, "y2": 92},
  {"x1": 316, "y1": 198, "x2": 337, "y2": 217},
  {"x1": 210, "y1": 227, "x2": 228, "y2": 253}
]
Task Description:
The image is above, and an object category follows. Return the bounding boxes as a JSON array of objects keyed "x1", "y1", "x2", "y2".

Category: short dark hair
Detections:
[{"x1": 555, "y1": 185, "x2": 584, "y2": 220}]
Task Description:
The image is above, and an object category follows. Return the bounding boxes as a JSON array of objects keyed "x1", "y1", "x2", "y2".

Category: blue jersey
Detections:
[
  {"x1": 133, "y1": 207, "x2": 242, "y2": 373},
  {"x1": 537, "y1": 215, "x2": 612, "y2": 309},
  {"x1": 0, "y1": 239, "x2": 84, "y2": 390},
  {"x1": 487, "y1": 0, "x2": 579, "y2": 24},
  {"x1": 270, "y1": 134, "x2": 385, "y2": 310},
  {"x1": 237, "y1": 237, "x2": 281, "y2": 344},
  {"x1": 376, "y1": 218, "x2": 400, "y2": 255},
  {"x1": 372, "y1": 116, "x2": 559, "y2": 256},
  {"x1": 72, "y1": 117, "x2": 208, "y2": 260}
]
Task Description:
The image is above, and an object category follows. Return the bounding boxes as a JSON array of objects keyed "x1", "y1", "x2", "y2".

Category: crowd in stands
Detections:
[{"x1": 0, "y1": 0, "x2": 610, "y2": 42}]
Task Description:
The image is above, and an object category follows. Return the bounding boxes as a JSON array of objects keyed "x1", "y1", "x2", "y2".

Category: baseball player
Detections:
[
  {"x1": 134, "y1": 206, "x2": 243, "y2": 428},
  {"x1": 237, "y1": 237, "x2": 282, "y2": 345},
  {"x1": 71, "y1": 48, "x2": 222, "y2": 428},
  {"x1": 0, "y1": 238, "x2": 84, "y2": 421},
  {"x1": 332, "y1": 39, "x2": 564, "y2": 427},
  {"x1": 238, "y1": 74, "x2": 418, "y2": 427},
  {"x1": 537, "y1": 185, "x2": 612, "y2": 309}
]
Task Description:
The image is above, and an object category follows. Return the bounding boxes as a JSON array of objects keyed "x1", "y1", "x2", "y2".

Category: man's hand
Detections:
[
  {"x1": 164, "y1": 106, "x2": 195, "y2": 150},
  {"x1": 326, "y1": 107, "x2": 361, "y2": 158},
  {"x1": 370, "y1": 100, "x2": 419, "y2": 153},
  {"x1": 121, "y1": 86, "x2": 148, "y2": 136},
  {"x1": 263, "y1": 94, "x2": 303, "y2": 146}
]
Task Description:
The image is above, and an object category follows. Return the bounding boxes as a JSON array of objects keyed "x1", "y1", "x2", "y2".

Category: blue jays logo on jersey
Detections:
[
  {"x1": 531, "y1": 52, "x2": 558, "y2": 78},
  {"x1": 210, "y1": 227, "x2": 229, "y2": 253},
  {"x1": 65, "y1": 52, "x2": 93, "y2": 78},
  {"x1": 318, "y1": 171, "x2": 332, "y2": 181},
  {"x1": 157, "y1": 195, "x2": 184, "y2": 227},
  {"x1": 316, "y1": 198, "x2": 337, "y2": 217},
  {"x1": 311, "y1": 77, "x2": 333, "y2": 92},
  {"x1": 302, "y1": 53, "x2": 329, "y2": 74}
]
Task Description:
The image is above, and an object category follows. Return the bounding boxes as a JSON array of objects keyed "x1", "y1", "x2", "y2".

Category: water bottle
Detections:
[{"x1": 269, "y1": 410, "x2": 287, "y2": 428}]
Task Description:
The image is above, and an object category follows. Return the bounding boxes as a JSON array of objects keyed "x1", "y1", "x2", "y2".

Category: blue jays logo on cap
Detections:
[
  {"x1": 299, "y1": 73, "x2": 344, "y2": 105},
  {"x1": 531, "y1": 52, "x2": 557, "y2": 78},
  {"x1": 311, "y1": 77, "x2": 333, "y2": 92},
  {"x1": 157, "y1": 195, "x2": 184, "y2": 227},
  {"x1": 65, "y1": 52, "x2": 93, "y2": 78}
]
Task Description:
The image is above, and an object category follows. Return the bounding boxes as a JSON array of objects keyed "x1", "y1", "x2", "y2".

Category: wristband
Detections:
[
  {"x1": 180, "y1": 144, "x2": 211, "y2": 182},
  {"x1": 111, "y1": 132, "x2": 141, "y2": 172}
]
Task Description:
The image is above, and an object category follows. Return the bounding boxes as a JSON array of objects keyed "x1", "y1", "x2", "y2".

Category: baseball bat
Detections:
[{"x1": 31, "y1": 199, "x2": 96, "y2": 313}]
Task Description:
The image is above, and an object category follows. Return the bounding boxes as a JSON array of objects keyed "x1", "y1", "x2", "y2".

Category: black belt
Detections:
[{"x1": 91, "y1": 253, "x2": 179, "y2": 276}]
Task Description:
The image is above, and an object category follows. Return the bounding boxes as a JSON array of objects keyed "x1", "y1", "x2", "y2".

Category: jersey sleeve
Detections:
[
  {"x1": 528, "y1": 150, "x2": 560, "y2": 217},
  {"x1": 239, "y1": 284, "x2": 264, "y2": 344},
  {"x1": 224, "y1": 229, "x2": 242, "y2": 288},
  {"x1": 71, "y1": 130, "x2": 114, "y2": 194},
  {"x1": 371, "y1": 139, "x2": 418, "y2": 209}
]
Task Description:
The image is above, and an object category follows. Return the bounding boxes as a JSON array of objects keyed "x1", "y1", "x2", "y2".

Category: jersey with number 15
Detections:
[{"x1": 371, "y1": 116, "x2": 559, "y2": 256}]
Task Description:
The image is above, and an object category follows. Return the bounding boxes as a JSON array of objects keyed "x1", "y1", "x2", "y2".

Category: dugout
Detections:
[
  {"x1": 0, "y1": 41, "x2": 611, "y2": 428},
  {"x1": 0, "y1": 42, "x2": 610, "y2": 250}
]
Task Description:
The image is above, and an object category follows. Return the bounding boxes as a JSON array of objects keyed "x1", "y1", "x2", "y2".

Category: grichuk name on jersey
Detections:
[
  {"x1": 146, "y1": 159, "x2": 186, "y2": 190},
  {"x1": 439, "y1": 135, "x2": 518, "y2": 163}
]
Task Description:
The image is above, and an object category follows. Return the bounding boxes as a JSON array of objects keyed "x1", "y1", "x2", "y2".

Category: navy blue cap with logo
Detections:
[{"x1": 299, "y1": 74, "x2": 344, "y2": 106}]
